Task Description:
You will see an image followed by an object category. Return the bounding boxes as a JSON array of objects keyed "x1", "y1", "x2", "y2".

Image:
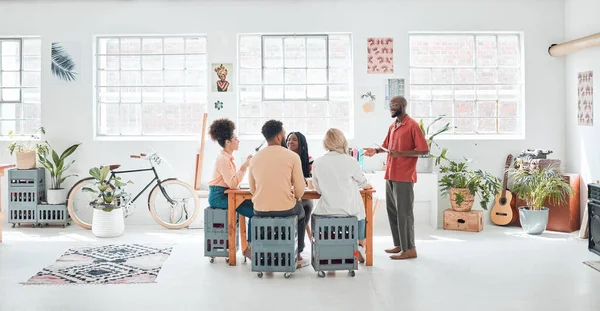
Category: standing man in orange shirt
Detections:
[{"x1": 363, "y1": 96, "x2": 429, "y2": 260}]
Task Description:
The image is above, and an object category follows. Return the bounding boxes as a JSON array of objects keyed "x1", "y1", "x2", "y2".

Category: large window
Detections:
[
  {"x1": 95, "y1": 36, "x2": 207, "y2": 137},
  {"x1": 0, "y1": 38, "x2": 41, "y2": 137},
  {"x1": 238, "y1": 34, "x2": 353, "y2": 138},
  {"x1": 409, "y1": 33, "x2": 524, "y2": 137}
]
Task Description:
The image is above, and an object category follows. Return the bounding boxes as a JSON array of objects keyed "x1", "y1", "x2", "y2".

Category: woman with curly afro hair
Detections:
[{"x1": 207, "y1": 118, "x2": 254, "y2": 259}]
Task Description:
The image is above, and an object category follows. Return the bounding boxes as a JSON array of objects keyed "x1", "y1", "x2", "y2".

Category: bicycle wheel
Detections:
[
  {"x1": 148, "y1": 178, "x2": 200, "y2": 229},
  {"x1": 66, "y1": 177, "x2": 96, "y2": 230}
]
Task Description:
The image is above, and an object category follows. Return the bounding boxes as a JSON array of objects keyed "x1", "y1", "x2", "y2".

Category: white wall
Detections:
[
  {"x1": 565, "y1": 0, "x2": 600, "y2": 221},
  {"x1": 0, "y1": 0, "x2": 566, "y2": 226}
]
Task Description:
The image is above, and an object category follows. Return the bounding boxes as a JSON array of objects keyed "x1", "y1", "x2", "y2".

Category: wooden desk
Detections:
[
  {"x1": 225, "y1": 189, "x2": 376, "y2": 266},
  {"x1": 0, "y1": 164, "x2": 16, "y2": 243}
]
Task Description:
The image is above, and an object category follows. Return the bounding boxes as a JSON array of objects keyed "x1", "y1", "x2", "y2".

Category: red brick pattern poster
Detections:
[
  {"x1": 578, "y1": 71, "x2": 593, "y2": 126},
  {"x1": 367, "y1": 38, "x2": 393, "y2": 74}
]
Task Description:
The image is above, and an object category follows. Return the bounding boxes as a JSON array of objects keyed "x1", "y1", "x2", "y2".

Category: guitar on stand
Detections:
[{"x1": 490, "y1": 154, "x2": 515, "y2": 226}]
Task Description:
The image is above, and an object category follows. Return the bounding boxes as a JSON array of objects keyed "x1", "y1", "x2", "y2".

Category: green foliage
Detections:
[
  {"x1": 418, "y1": 115, "x2": 455, "y2": 165},
  {"x1": 51, "y1": 42, "x2": 77, "y2": 82},
  {"x1": 438, "y1": 158, "x2": 501, "y2": 210},
  {"x1": 37, "y1": 142, "x2": 81, "y2": 189},
  {"x1": 507, "y1": 160, "x2": 574, "y2": 210},
  {"x1": 7, "y1": 127, "x2": 48, "y2": 156},
  {"x1": 82, "y1": 166, "x2": 133, "y2": 212}
]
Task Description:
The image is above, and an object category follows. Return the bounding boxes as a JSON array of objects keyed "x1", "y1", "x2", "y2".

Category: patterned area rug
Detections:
[
  {"x1": 22, "y1": 244, "x2": 173, "y2": 285},
  {"x1": 584, "y1": 260, "x2": 600, "y2": 273}
]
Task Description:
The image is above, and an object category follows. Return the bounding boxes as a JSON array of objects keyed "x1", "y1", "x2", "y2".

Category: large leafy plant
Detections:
[
  {"x1": 7, "y1": 127, "x2": 49, "y2": 156},
  {"x1": 38, "y1": 142, "x2": 81, "y2": 189},
  {"x1": 507, "y1": 160, "x2": 573, "y2": 210},
  {"x1": 439, "y1": 158, "x2": 501, "y2": 210},
  {"x1": 83, "y1": 166, "x2": 132, "y2": 212},
  {"x1": 419, "y1": 115, "x2": 455, "y2": 165}
]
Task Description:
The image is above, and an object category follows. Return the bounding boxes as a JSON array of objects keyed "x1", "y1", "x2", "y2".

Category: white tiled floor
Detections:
[{"x1": 1, "y1": 223, "x2": 599, "y2": 311}]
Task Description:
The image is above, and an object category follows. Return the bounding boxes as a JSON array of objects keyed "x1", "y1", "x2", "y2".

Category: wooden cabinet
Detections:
[{"x1": 513, "y1": 173, "x2": 580, "y2": 233}]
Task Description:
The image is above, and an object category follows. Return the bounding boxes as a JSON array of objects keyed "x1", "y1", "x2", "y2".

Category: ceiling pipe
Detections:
[{"x1": 548, "y1": 32, "x2": 600, "y2": 57}]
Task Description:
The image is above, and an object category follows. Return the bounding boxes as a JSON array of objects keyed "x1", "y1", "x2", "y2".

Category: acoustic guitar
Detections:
[{"x1": 490, "y1": 154, "x2": 515, "y2": 226}]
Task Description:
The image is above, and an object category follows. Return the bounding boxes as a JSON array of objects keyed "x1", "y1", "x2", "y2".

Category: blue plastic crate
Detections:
[
  {"x1": 8, "y1": 205, "x2": 37, "y2": 225},
  {"x1": 8, "y1": 168, "x2": 45, "y2": 208},
  {"x1": 204, "y1": 207, "x2": 239, "y2": 263},
  {"x1": 251, "y1": 216, "x2": 298, "y2": 278},
  {"x1": 311, "y1": 215, "x2": 359, "y2": 277},
  {"x1": 37, "y1": 204, "x2": 70, "y2": 227}
]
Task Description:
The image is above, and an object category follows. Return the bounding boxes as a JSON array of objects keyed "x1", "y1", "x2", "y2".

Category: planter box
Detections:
[{"x1": 443, "y1": 209, "x2": 483, "y2": 232}]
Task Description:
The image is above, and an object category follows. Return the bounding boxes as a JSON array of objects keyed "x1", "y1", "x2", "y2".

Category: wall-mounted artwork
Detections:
[
  {"x1": 212, "y1": 63, "x2": 233, "y2": 92},
  {"x1": 51, "y1": 42, "x2": 78, "y2": 82},
  {"x1": 578, "y1": 71, "x2": 593, "y2": 126},
  {"x1": 361, "y1": 91, "x2": 376, "y2": 113},
  {"x1": 367, "y1": 38, "x2": 393, "y2": 74},
  {"x1": 214, "y1": 100, "x2": 224, "y2": 110},
  {"x1": 384, "y1": 78, "x2": 405, "y2": 108}
]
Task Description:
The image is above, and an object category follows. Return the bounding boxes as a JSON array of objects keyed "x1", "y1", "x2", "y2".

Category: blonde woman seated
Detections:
[{"x1": 311, "y1": 128, "x2": 372, "y2": 263}]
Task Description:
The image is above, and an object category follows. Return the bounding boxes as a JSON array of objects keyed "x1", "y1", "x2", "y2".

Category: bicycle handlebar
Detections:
[{"x1": 130, "y1": 153, "x2": 147, "y2": 159}]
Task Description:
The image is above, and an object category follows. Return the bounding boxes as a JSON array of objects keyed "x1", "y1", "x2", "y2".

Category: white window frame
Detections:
[
  {"x1": 93, "y1": 34, "x2": 208, "y2": 140},
  {"x1": 408, "y1": 31, "x2": 525, "y2": 140},
  {"x1": 0, "y1": 36, "x2": 42, "y2": 139},
  {"x1": 237, "y1": 33, "x2": 354, "y2": 140}
]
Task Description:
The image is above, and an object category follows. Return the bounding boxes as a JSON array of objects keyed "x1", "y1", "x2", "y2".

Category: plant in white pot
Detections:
[
  {"x1": 507, "y1": 160, "x2": 573, "y2": 235},
  {"x1": 37, "y1": 142, "x2": 81, "y2": 204},
  {"x1": 83, "y1": 166, "x2": 132, "y2": 238},
  {"x1": 7, "y1": 127, "x2": 49, "y2": 170},
  {"x1": 417, "y1": 115, "x2": 455, "y2": 173},
  {"x1": 439, "y1": 157, "x2": 501, "y2": 212}
]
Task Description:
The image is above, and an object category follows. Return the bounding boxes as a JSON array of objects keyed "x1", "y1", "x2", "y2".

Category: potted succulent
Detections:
[
  {"x1": 7, "y1": 127, "x2": 49, "y2": 169},
  {"x1": 361, "y1": 91, "x2": 376, "y2": 113},
  {"x1": 83, "y1": 166, "x2": 132, "y2": 238},
  {"x1": 417, "y1": 115, "x2": 455, "y2": 173},
  {"x1": 507, "y1": 160, "x2": 574, "y2": 235},
  {"x1": 439, "y1": 158, "x2": 501, "y2": 212},
  {"x1": 37, "y1": 142, "x2": 81, "y2": 204}
]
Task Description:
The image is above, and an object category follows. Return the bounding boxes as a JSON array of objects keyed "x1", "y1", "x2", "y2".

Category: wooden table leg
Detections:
[
  {"x1": 240, "y1": 216, "x2": 247, "y2": 252},
  {"x1": 227, "y1": 193, "x2": 237, "y2": 266},
  {"x1": 365, "y1": 194, "x2": 373, "y2": 266},
  {"x1": 0, "y1": 172, "x2": 4, "y2": 243}
]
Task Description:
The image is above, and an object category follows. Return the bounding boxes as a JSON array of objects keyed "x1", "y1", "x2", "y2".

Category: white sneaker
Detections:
[{"x1": 357, "y1": 245, "x2": 366, "y2": 264}]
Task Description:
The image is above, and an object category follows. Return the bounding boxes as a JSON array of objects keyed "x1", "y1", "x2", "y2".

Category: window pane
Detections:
[
  {"x1": 120, "y1": 38, "x2": 141, "y2": 54},
  {"x1": 432, "y1": 86, "x2": 453, "y2": 100},
  {"x1": 143, "y1": 87, "x2": 163, "y2": 103},
  {"x1": 498, "y1": 67, "x2": 520, "y2": 84},
  {"x1": 285, "y1": 69, "x2": 306, "y2": 84},
  {"x1": 498, "y1": 36, "x2": 520, "y2": 66},
  {"x1": 185, "y1": 38, "x2": 206, "y2": 53},
  {"x1": 142, "y1": 38, "x2": 163, "y2": 54},
  {"x1": 476, "y1": 69, "x2": 498, "y2": 84},
  {"x1": 283, "y1": 101, "x2": 306, "y2": 117},
  {"x1": 240, "y1": 69, "x2": 261, "y2": 84},
  {"x1": 165, "y1": 55, "x2": 184, "y2": 70},
  {"x1": 455, "y1": 85, "x2": 476, "y2": 101},
  {"x1": 121, "y1": 87, "x2": 141, "y2": 102},
  {"x1": 1, "y1": 72, "x2": 20, "y2": 87},
  {"x1": 264, "y1": 68, "x2": 284, "y2": 84},
  {"x1": 454, "y1": 69, "x2": 475, "y2": 84},
  {"x1": 329, "y1": 68, "x2": 350, "y2": 84},
  {"x1": 284, "y1": 85, "x2": 306, "y2": 99},
  {"x1": 431, "y1": 101, "x2": 452, "y2": 117},
  {"x1": 410, "y1": 85, "x2": 432, "y2": 101},
  {"x1": 264, "y1": 85, "x2": 284, "y2": 100},
  {"x1": 263, "y1": 37, "x2": 283, "y2": 68},
  {"x1": 2, "y1": 41, "x2": 20, "y2": 56},
  {"x1": 476, "y1": 36, "x2": 498, "y2": 67},
  {"x1": 165, "y1": 70, "x2": 185, "y2": 85},
  {"x1": 261, "y1": 101, "x2": 283, "y2": 117},
  {"x1": 499, "y1": 118, "x2": 518, "y2": 133},
  {"x1": 23, "y1": 39, "x2": 41, "y2": 56},
  {"x1": 284, "y1": 37, "x2": 306, "y2": 68},
  {"x1": 307, "y1": 37, "x2": 327, "y2": 68},
  {"x1": 410, "y1": 68, "x2": 431, "y2": 84},
  {"x1": 121, "y1": 71, "x2": 142, "y2": 86},
  {"x1": 143, "y1": 71, "x2": 163, "y2": 86},
  {"x1": 240, "y1": 101, "x2": 261, "y2": 117},
  {"x1": 98, "y1": 56, "x2": 120, "y2": 70},
  {"x1": 164, "y1": 38, "x2": 185, "y2": 54},
  {"x1": 22, "y1": 88, "x2": 40, "y2": 103},
  {"x1": 455, "y1": 101, "x2": 475, "y2": 117},
  {"x1": 239, "y1": 86, "x2": 262, "y2": 101},
  {"x1": 499, "y1": 101, "x2": 518, "y2": 117},
  {"x1": 477, "y1": 101, "x2": 497, "y2": 117},
  {"x1": 431, "y1": 68, "x2": 453, "y2": 84},
  {"x1": 2, "y1": 56, "x2": 20, "y2": 71},
  {"x1": 411, "y1": 101, "x2": 431, "y2": 117},
  {"x1": 98, "y1": 87, "x2": 120, "y2": 103},
  {"x1": 478, "y1": 118, "x2": 497, "y2": 133},
  {"x1": 186, "y1": 55, "x2": 205, "y2": 70},
  {"x1": 142, "y1": 55, "x2": 162, "y2": 70},
  {"x1": 455, "y1": 118, "x2": 476, "y2": 133},
  {"x1": 329, "y1": 101, "x2": 350, "y2": 118},
  {"x1": 307, "y1": 101, "x2": 327, "y2": 117},
  {"x1": 307, "y1": 69, "x2": 327, "y2": 84},
  {"x1": 307, "y1": 117, "x2": 328, "y2": 135},
  {"x1": 98, "y1": 104, "x2": 120, "y2": 135},
  {"x1": 22, "y1": 72, "x2": 41, "y2": 87},
  {"x1": 307, "y1": 85, "x2": 327, "y2": 99}
]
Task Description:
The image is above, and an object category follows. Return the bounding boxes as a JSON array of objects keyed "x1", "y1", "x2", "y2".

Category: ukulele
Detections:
[{"x1": 490, "y1": 154, "x2": 514, "y2": 226}]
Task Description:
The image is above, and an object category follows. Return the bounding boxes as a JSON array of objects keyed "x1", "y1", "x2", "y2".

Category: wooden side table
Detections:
[{"x1": 0, "y1": 164, "x2": 16, "y2": 243}]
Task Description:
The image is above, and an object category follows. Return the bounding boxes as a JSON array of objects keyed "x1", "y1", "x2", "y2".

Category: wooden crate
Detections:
[{"x1": 443, "y1": 209, "x2": 483, "y2": 232}]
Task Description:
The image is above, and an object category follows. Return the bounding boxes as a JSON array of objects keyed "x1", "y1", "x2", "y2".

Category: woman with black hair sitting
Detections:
[
  {"x1": 286, "y1": 131, "x2": 314, "y2": 244},
  {"x1": 207, "y1": 118, "x2": 254, "y2": 259}
]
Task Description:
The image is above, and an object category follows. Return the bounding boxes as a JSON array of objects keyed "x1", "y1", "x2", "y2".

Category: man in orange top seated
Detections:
[
  {"x1": 248, "y1": 120, "x2": 307, "y2": 265},
  {"x1": 363, "y1": 96, "x2": 429, "y2": 260}
]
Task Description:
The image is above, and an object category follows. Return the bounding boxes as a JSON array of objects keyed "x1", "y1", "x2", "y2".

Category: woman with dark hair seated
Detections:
[
  {"x1": 286, "y1": 131, "x2": 314, "y2": 245},
  {"x1": 207, "y1": 118, "x2": 253, "y2": 259}
]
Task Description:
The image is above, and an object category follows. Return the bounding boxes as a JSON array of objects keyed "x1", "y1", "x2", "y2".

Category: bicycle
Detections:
[{"x1": 66, "y1": 153, "x2": 200, "y2": 230}]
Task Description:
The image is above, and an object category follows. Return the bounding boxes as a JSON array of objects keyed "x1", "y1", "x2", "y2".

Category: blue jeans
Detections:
[
  {"x1": 358, "y1": 219, "x2": 366, "y2": 240},
  {"x1": 208, "y1": 185, "x2": 254, "y2": 242}
]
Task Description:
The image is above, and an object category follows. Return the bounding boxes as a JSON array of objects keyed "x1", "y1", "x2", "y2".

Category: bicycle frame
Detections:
[{"x1": 109, "y1": 166, "x2": 176, "y2": 207}]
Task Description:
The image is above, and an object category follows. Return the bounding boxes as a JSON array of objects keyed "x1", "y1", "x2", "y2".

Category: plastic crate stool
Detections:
[
  {"x1": 251, "y1": 215, "x2": 298, "y2": 278},
  {"x1": 204, "y1": 207, "x2": 239, "y2": 263},
  {"x1": 311, "y1": 215, "x2": 359, "y2": 277},
  {"x1": 8, "y1": 168, "x2": 45, "y2": 227}
]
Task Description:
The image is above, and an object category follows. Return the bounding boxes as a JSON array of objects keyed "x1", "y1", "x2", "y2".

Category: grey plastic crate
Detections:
[
  {"x1": 311, "y1": 215, "x2": 358, "y2": 245},
  {"x1": 8, "y1": 205, "x2": 37, "y2": 225},
  {"x1": 37, "y1": 204, "x2": 70, "y2": 227},
  {"x1": 252, "y1": 216, "x2": 298, "y2": 246},
  {"x1": 311, "y1": 215, "x2": 359, "y2": 277},
  {"x1": 8, "y1": 168, "x2": 45, "y2": 188},
  {"x1": 251, "y1": 216, "x2": 298, "y2": 278},
  {"x1": 204, "y1": 207, "x2": 239, "y2": 263},
  {"x1": 8, "y1": 168, "x2": 45, "y2": 207}
]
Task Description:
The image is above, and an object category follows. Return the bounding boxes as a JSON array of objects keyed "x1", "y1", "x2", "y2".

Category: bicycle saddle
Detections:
[{"x1": 101, "y1": 164, "x2": 121, "y2": 170}]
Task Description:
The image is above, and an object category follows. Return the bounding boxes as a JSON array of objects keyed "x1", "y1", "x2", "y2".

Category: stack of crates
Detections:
[
  {"x1": 251, "y1": 216, "x2": 298, "y2": 278},
  {"x1": 204, "y1": 207, "x2": 239, "y2": 263},
  {"x1": 311, "y1": 215, "x2": 359, "y2": 277},
  {"x1": 8, "y1": 168, "x2": 45, "y2": 227}
]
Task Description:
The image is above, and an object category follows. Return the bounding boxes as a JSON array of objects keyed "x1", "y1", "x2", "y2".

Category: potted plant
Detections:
[
  {"x1": 7, "y1": 127, "x2": 49, "y2": 169},
  {"x1": 37, "y1": 142, "x2": 81, "y2": 204},
  {"x1": 361, "y1": 91, "x2": 376, "y2": 113},
  {"x1": 83, "y1": 166, "x2": 132, "y2": 238},
  {"x1": 417, "y1": 115, "x2": 455, "y2": 173},
  {"x1": 439, "y1": 158, "x2": 501, "y2": 212},
  {"x1": 507, "y1": 160, "x2": 574, "y2": 235}
]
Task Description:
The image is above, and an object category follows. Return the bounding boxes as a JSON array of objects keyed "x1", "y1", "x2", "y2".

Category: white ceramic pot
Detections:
[
  {"x1": 47, "y1": 188, "x2": 66, "y2": 204},
  {"x1": 92, "y1": 208, "x2": 125, "y2": 238}
]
